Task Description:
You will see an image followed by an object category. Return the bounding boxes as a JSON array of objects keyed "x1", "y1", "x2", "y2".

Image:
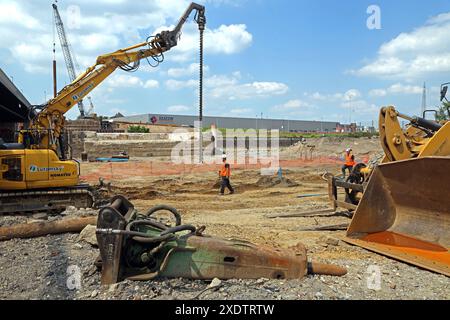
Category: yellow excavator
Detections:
[
  {"x1": 338, "y1": 89, "x2": 450, "y2": 276},
  {"x1": 0, "y1": 2, "x2": 206, "y2": 215}
]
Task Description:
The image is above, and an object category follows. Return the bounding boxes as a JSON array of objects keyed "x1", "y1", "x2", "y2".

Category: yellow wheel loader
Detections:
[
  {"x1": 340, "y1": 95, "x2": 450, "y2": 276},
  {"x1": 0, "y1": 3, "x2": 206, "y2": 215}
]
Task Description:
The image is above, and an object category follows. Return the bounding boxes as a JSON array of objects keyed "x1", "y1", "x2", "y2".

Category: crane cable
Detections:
[{"x1": 196, "y1": 10, "x2": 206, "y2": 163}]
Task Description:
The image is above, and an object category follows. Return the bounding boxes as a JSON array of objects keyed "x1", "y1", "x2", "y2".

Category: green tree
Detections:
[
  {"x1": 436, "y1": 102, "x2": 450, "y2": 122},
  {"x1": 127, "y1": 125, "x2": 150, "y2": 133}
]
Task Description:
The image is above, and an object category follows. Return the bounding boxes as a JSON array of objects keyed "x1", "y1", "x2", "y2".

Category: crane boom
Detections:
[
  {"x1": 22, "y1": 2, "x2": 206, "y2": 153},
  {"x1": 52, "y1": 2, "x2": 86, "y2": 117}
]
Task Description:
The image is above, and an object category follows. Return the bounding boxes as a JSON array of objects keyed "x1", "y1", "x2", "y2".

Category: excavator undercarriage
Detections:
[{"x1": 0, "y1": 186, "x2": 94, "y2": 215}]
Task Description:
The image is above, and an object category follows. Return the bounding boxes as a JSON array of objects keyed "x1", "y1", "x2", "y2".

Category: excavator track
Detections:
[{"x1": 0, "y1": 186, "x2": 95, "y2": 215}]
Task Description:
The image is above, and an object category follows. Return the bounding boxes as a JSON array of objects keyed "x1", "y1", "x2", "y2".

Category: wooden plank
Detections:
[
  {"x1": 334, "y1": 180, "x2": 364, "y2": 192},
  {"x1": 265, "y1": 208, "x2": 335, "y2": 219},
  {"x1": 296, "y1": 223, "x2": 349, "y2": 232},
  {"x1": 297, "y1": 193, "x2": 328, "y2": 199},
  {"x1": 334, "y1": 200, "x2": 358, "y2": 211}
]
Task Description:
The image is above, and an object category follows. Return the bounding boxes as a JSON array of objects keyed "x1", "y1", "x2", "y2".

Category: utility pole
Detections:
[
  {"x1": 52, "y1": 40, "x2": 57, "y2": 98},
  {"x1": 421, "y1": 82, "x2": 427, "y2": 117}
]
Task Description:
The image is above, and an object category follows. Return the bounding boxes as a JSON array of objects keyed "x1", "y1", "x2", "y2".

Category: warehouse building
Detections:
[{"x1": 112, "y1": 113, "x2": 340, "y2": 133}]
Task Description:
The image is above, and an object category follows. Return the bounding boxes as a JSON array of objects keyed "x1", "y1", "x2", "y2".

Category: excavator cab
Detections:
[{"x1": 0, "y1": 148, "x2": 79, "y2": 190}]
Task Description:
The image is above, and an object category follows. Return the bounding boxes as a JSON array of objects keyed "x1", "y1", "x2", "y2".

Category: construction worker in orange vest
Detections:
[
  {"x1": 342, "y1": 148, "x2": 356, "y2": 178},
  {"x1": 219, "y1": 154, "x2": 234, "y2": 195}
]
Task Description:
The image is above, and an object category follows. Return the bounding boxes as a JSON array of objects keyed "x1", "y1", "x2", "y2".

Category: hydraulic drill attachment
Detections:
[{"x1": 96, "y1": 196, "x2": 347, "y2": 285}]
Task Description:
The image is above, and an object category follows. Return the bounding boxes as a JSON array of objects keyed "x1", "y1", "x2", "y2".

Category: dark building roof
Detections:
[{"x1": 0, "y1": 68, "x2": 32, "y2": 123}]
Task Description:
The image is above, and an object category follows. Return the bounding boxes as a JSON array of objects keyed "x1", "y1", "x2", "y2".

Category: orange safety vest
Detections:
[
  {"x1": 345, "y1": 153, "x2": 356, "y2": 167},
  {"x1": 219, "y1": 163, "x2": 231, "y2": 177}
]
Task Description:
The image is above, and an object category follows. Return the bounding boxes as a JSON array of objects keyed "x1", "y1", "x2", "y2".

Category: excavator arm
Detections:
[{"x1": 24, "y1": 2, "x2": 206, "y2": 153}]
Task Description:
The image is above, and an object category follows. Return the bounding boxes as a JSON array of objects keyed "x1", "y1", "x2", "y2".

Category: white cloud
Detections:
[
  {"x1": 303, "y1": 90, "x2": 359, "y2": 102},
  {"x1": 167, "y1": 63, "x2": 209, "y2": 77},
  {"x1": 74, "y1": 33, "x2": 120, "y2": 52},
  {"x1": 0, "y1": 2, "x2": 42, "y2": 30},
  {"x1": 387, "y1": 83, "x2": 423, "y2": 94},
  {"x1": 166, "y1": 71, "x2": 288, "y2": 100},
  {"x1": 230, "y1": 108, "x2": 252, "y2": 115},
  {"x1": 368, "y1": 89, "x2": 387, "y2": 97},
  {"x1": 210, "y1": 81, "x2": 289, "y2": 100},
  {"x1": 165, "y1": 79, "x2": 198, "y2": 90},
  {"x1": 107, "y1": 75, "x2": 159, "y2": 89},
  {"x1": 343, "y1": 89, "x2": 362, "y2": 101},
  {"x1": 144, "y1": 80, "x2": 160, "y2": 89},
  {"x1": 369, "y1": 83, "x2": 423, "y2": 97},
  {"x1": 352, "y1": 12, "x2": 450, "y2": 79},
  {"x1": 339, "y1": 97, "x2": 378, "y2": 117},
  {"x1": 161, "y1": 23, "x2": 253, "y2": 62},
  {"x1": 205, "y1": 74, "x2": 240, "y2": 88},
  {"x1": 0, "y1": 0, "x2": 253, "y2": 75},
  {"x1": 309, "y1": 92, "x2": 328, "y2": 101},
  {"x1": 273, "y1": 99, "x2": 310, "y2": 111},
  {"x1": 168, "y1": 105, "x2": 191, "y2": 112}
]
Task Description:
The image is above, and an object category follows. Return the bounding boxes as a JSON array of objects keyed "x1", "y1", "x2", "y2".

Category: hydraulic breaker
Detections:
[{"x1": 96, "y1": 196, "x2": 347, "y2": 284}]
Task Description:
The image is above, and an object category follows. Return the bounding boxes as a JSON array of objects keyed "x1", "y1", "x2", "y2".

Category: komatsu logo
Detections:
[
  {"x1": 72, "y1": 83, "x2": 94, "y2": 101},
  {"x1": 29, "y1": 165, "x2": 64, "y2": 173}
]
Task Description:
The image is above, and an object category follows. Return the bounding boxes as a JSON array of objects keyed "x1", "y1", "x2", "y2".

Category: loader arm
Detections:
[
  {"x1": 379, "y1": 106, "x2": 445, "y2": 161},
  {"x1": 24, "y1": 2, "x2": 206, "y2": 153}
]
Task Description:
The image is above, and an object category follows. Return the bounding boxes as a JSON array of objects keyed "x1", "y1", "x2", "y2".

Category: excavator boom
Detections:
[
  {"x1": 0, "y1": 3, "x2": 206, "y2": 215},
  {"x1": 25, "y1": 2, "x2": 206, "y2": 153}
]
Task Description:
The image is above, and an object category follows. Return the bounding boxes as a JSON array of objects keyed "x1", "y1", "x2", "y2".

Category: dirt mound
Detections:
[
  {"x1": 111, "y1": 187, "x2": 164, "y2": 200},
  {"x1": 281, "y1": 137, "x2": 382, "y2": 161},
  {"x1": 256, "y1": 176, "x2": 299, "y2": 188}
]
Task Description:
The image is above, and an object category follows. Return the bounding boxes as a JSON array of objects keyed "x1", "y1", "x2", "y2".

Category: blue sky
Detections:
[{"x1": 1, "y1": 0, "x2": 450, "y2": 126}]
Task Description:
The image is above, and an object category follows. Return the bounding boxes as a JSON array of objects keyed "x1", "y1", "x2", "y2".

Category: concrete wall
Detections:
[
  {"x1": 68, "y1": 131, "x2": 304, "y2": 161},
  {"x1": 69, "y1": 131, "x2": 191, "y2": 160}
]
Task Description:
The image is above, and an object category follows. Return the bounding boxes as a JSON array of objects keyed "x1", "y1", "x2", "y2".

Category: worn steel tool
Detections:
[{"x1": 96, "y1": 196, "x2": 347, "y2": 284}]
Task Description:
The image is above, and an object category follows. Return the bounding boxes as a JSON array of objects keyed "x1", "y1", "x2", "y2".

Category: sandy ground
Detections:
[{"x1": 0, "y1": 137, "x2": 448, "y2": 300}]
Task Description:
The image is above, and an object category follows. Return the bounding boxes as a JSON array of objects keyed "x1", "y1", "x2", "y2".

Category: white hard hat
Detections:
[
  {"x1": 222, "y1": 154, "x2": 227, "y2": 159},
  {"x1": 346, "y1": 148, "x2": 352, "y2": 152}
]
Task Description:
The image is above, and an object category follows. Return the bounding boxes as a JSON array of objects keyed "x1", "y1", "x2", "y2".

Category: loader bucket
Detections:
[{"x1": 345, "y1": 157, "x2": 450, "y2": 276}]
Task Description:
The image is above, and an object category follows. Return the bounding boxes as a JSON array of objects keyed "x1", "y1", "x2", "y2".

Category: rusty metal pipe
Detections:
[
  {"x1": 0, "y1": 216, "x2": 97, "y2": 241},
  {"x1": 308, "y1": 262, "x2": 348, "y2": 277}
]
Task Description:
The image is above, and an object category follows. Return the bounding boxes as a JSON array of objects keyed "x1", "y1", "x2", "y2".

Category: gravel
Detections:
[{"x1": 0, "y1": 213, "x2": 449, "y2": 300}]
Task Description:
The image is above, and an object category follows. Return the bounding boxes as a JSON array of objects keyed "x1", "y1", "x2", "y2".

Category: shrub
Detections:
[{"x1": 127, "y1": 125, "x2": 150, "y2": 133}]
